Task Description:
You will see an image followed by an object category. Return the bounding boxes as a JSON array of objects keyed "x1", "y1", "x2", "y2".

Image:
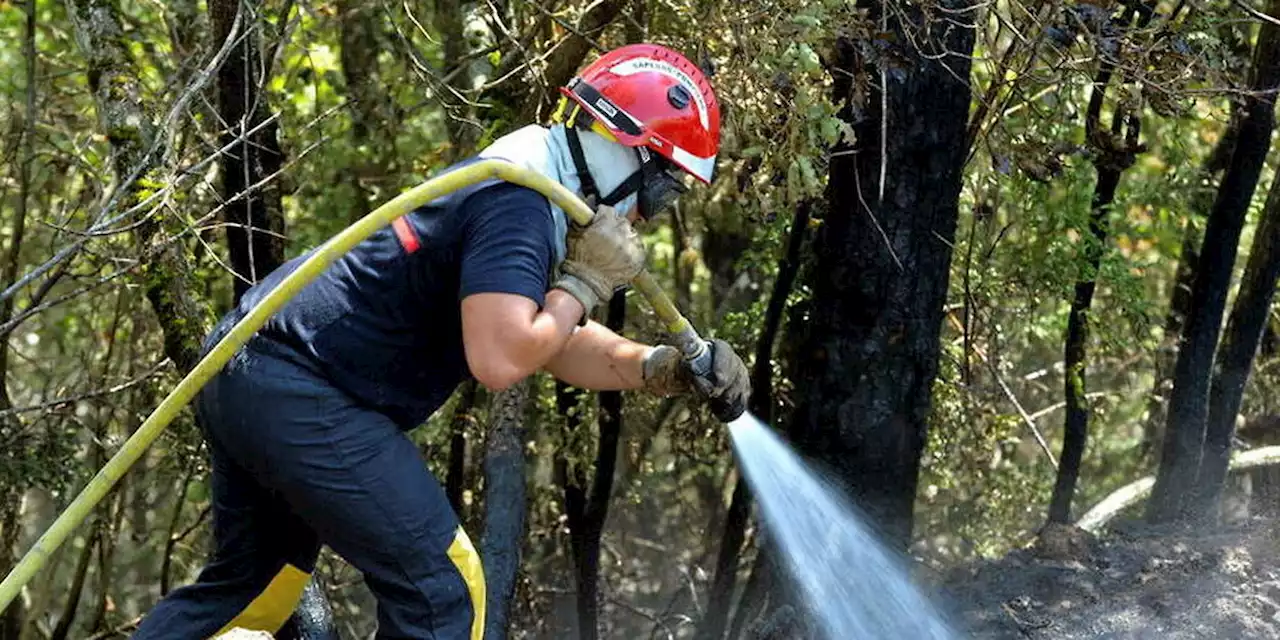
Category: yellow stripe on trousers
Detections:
[
  {"x1": 211, "y1": 563, "x2": 310, "y2": 638},
  {"x1": 209, "y1": 528, "x2": 484, "y2": 639},
  {"x1": 448, "y1": 526, "x2": 487, "y2": 640}
]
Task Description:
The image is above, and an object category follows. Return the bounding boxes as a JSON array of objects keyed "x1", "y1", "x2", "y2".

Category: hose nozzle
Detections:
[{"x1": 674, "y1": 328, "x2": 716, "y2": 395}]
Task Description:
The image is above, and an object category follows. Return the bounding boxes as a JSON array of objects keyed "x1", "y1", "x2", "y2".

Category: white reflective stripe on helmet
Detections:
[
  {"x1": 669, "y1": 144, "x2": 716, "y2": 183},
  {"x1": 608, "y1": 57, "x2": 710, "y2": 130}
]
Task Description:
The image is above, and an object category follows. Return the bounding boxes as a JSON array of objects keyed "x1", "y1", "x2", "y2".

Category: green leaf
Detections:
[{"x1": 791, "y1": 14, "x2": 822, "y2": 28}]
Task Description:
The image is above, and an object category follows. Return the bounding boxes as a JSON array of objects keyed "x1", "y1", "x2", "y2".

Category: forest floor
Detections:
[{"x1": 940, "y1": 516, "x2": 1280, "y2": 639}]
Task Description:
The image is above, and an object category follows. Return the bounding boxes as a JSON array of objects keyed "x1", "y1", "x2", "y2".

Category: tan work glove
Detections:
[
  {"x1": 554, "y1": 205, "x2": 646, "y2": 313},
  {"x1": 642, "y1": 339, "x2": 751, "y2": 422}
]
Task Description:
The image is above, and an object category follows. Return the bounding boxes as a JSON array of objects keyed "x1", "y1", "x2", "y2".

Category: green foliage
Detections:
[{"x1": 7, "y1": 0, "x2": 1280, "y2": 637}]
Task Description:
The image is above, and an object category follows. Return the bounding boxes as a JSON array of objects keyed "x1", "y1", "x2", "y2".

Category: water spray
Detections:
[
  {"x1": 0, "y1": 159, "x2": 714, "y2": 612},
  {"x1": 727, "y1": 415, "x2": 959, "y2": 639}
]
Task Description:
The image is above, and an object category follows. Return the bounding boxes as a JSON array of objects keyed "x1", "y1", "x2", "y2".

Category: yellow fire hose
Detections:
[{"x1": 0, "y1": 158, "x2": 710, "y2": 612}]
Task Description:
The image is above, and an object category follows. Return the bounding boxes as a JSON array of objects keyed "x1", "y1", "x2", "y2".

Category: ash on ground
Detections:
[{"x1": 938, "y1": 518, "x2": 1280, "y2": 639}]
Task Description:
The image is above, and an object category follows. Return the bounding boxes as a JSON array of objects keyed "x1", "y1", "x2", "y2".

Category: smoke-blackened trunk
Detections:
[
  {"x1": 1050, "y1": 82, "x2": 1142, "y2": 523},
  {"x1": 1196, "y1": 149, "x2": 1280, "y2": 518},
  {"x1": 481, "y1": 381, "x2": 533, "y2": 639},
  {"x1": 786, "y1": 2, "x2": 975, "y2": 548},
  {"x1": 1148, "y1": 2, "x2": 1280, "y2": 524},
  {"x1": 212, "y1": 0, "x2": 286, "y2": 302}
]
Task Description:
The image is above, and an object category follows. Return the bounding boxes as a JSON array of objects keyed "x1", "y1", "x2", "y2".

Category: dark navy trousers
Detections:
[{"x1": 132, "y1": 335, "x2": 485, "y2": 639}]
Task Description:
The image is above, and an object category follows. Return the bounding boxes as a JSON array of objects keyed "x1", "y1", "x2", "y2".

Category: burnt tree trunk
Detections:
[
  {"x1": 434, "y1": 0, "x2": 471, "y2": 156},
  {"x1": 0, "y1": 3, "x2": 37, "y2": 635},
  {"x1": 554, "y1": 292, "x2": 627, "y2": 640},
  {"x1": 785, "y1": 4, "x2": 975, "y2": 549},
  {"x1": 447, "y1": 380, "x2": 481, "y2": 516},
  {"x1": 1050, "y1": 60, "x2": 1144, "y2": 523},
  {"x1": 1148, "y1": 2, "x2": 1280, "y2": 524},
  {"x1": 703, "y1": 222, "x2": 753, "y2": 317},
  {"x1": 339, "y1": 0, "x2": 390, "y2": 213},
  {"x1": 1143, "y1": 110, "x2": 1240, "y2": 457},
  {"x1": 625, "y1": 0, "x2": 647, "y2": 43},
  {"x1": 212, "y1": 0, "x2": 286, "y2": 301},
  {"x1": 701, "y1": 201, "x2": 812, "y2": 640},
  {"x1": 481, "y1": 381, "x2": 533, "y2": 640},
  {"x1": 672, "y1": 208, "x2": 694, "y2": 316},
  {"x1": 573, "y1": 293, "x2": 627, "y2": 640},
  {"x1": 1195, "y1": 151, "x2": 1280, "y2": 518},
  {"x1": 1145, "y1": 222, "x2": 1202, "y2": 453},
  {"x1": 554, "y1": 380, "x2": 589, "y2": 633}
]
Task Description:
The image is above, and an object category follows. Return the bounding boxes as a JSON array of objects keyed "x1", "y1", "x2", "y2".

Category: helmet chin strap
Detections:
[{"x1": 564, "y1": 125, "x2": 647, "y2": 216}]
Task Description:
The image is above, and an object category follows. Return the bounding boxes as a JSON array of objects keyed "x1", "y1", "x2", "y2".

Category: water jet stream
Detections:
[{"x1": 728, "y1": 413, "x2": 958, "y2": 640}]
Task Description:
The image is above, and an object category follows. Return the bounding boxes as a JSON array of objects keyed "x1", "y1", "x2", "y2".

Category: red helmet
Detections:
[{"x1": 560, "y1": 43, "x2": 721, "y2": 185}]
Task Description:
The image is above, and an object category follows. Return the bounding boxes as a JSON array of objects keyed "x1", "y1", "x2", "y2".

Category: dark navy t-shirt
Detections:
[{"x1": 223, "y1": 178, "x2": 558, "y2": 429}]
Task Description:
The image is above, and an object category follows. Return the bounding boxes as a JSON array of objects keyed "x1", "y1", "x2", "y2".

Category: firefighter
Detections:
[{"x1": 132, "y1": 43, "x2": 749, "y2": 639}]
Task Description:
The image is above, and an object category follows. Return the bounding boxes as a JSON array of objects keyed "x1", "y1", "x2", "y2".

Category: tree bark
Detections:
[
  {"x1": 435, "y1": 0, "x2": 470, "y2": 156},
  {"x1": 212, "y1": 0, "x2": 287, "y2": 301},
  {"x1": 1144, "y1": 221, "x2": 1202, "y2": 453},
  {"x1": 563, "y1": 291, "x2": 627, "y2": 640},
  {"x1": 1143, "y1": 109, "x2": 1240, "y2": 458},
  {"x1": 339, "y1": 0, "x2": 389, "y2": 214},
  {"x1": 625, "y1": 0, "x2": 647, "y2": 43},
  {"x1": 1050, "y1": 77, "x2": 1142, "y2": 524},
  {"x1": 554, "y1": 381, "x2": 587, "y2": 613},
  {"x1": 672, "y1": 207, "x2": 694, "y2": 317},
  {"x1": 553, "y1": 378, "x2": 589, "y2": 633},
  {"x1": 481, "y1": 381, "x2": 533, "y2": 640},
  {"x1": 785, "y1": 4, "x2": 975, "y2": 549},
  {"x1": 0, "y1": 2, "x2": 36, "y2": 634},
  {"x1": 48, "y1": 532, "x2": 95, "y2": 640},
  {"x1": 1148, "y1": 1, "x2": 1280, "y2": 524},
  {"x1": 728, "y1": 551, "x2": 781, "y2": 640},
  {"x1": 447, "y1": 380, "x2": 481, "y2": 516},
  {"x1": 703, "y1": 219, "x2": 752, "y2": 315},
  {"x1": 70, "y1": 0, "x2": 214, "y2": 374},
  {"x1": 1195, "y1": 149, "x2": 1280, "y2": 518},
  {"x1": 701, "y1": 201, "x2": 811, "y2": 640}
]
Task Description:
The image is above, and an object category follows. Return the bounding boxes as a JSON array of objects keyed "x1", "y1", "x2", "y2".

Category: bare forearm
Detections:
[{"x1": 543, "y1": 320, "x2": 649, "y2": 391}]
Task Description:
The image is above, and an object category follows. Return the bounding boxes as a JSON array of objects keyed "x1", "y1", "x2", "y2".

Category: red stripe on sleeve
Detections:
[{"x1": 392, "y1": 217, "x2": 420, "y2": 254}]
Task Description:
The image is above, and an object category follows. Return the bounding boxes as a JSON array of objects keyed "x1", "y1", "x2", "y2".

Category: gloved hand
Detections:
[
  {"x1": 642, "y1": 338, "x2": 751, "y2": 422},
  {"x1": 553, "y1": 205, "x2": 646, "y2": 313}
]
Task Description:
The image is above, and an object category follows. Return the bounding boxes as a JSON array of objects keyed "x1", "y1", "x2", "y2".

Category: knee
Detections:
[{"x1": 373, "y1": 526, "x2": 487, "y2": 640}]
